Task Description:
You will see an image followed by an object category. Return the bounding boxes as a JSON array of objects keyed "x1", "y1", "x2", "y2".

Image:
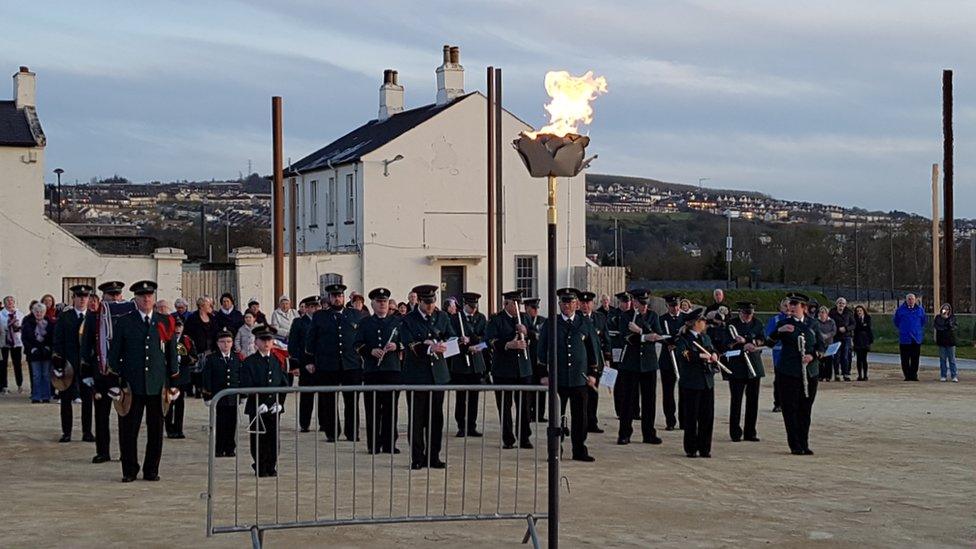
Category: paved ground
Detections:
[{"x1": 1, "y1": 361, "x2": 973, "y2": 548}]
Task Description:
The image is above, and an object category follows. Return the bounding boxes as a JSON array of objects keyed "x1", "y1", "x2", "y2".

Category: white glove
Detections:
[
  {"x1": 82, "y1": 377, "x2": 95, "y2": 387},
  {"x1": 108, "y1": 387, "x2": 122, "y2": 400},
  {"x1": 268, "y1": 403, "x2": 283, "y2": 414},
  {"x1": 203, "y1": 399, "x2": 212, "y2": 407},
  {"x1": 168, "y1": 387, "x2": 181, "y2": 399},
  {"x1": 257, "y1": 403, "x2": 269, "y2": 414},
  {"x1": 53, "y1": 369, "x2": 65, "y2": 378}
]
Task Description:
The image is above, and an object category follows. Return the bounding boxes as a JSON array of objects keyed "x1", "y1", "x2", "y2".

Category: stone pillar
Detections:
[
  {"x1": 231, "y1": 246, "x2": 271, "y2": 310},
  {"x1": 153, "y1": 247, "x2": 187, "y2": 302}
]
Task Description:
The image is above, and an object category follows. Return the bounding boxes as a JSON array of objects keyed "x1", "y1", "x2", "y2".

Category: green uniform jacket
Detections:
[
  {"x1": 399, "y1": 308, "x2": 456, "y2": 384},
  {"x1": 769, "y1": 316, "x2": 821, "y2": 379},
  {"x1": 676, "y1": 331, "x2": 717, "y2": 390},
  {"x1": 580, "y1": 311, "x2": 611, "y2": 373},
  {"x1": 202, "y1": 352, "x2": 242, "y2": 406},
  {"x1": 306, "y1": 307, "x2": 364, "y2": 373},
  {"x1": 725, "y1": 317, "x2": 766, "y2": 379},
  {"x1": 657, "y1": 311, "x2": 684, "y2": 373},
  {"x1": 106, "y1": 312, "x2": 179, "y2": 396},
  {"x1": 525, "y1": 313, "x2": 545, "y2": 379},
  {"x1": 355, "y1": 314, "x2": 403, "y2": 373},
  {"x1": 619, "y1": 309, "x2": 662, "y2": 373},
  {"x1": 240, "y1": 352, "x2": 288, "y2": 415},
  {"x1": 606, "y1": 308, "x2": 630, "y2": 367},
  {"x1": 537, "y1": 314, "x2": 596, "y2": 388},
  {"x1": 53, "y1": 308, "x2": 87, "y2": 372},
  {"x1": 486, "y1": 311, "x2": 533, "y2": 379},
  {"x1": 449, "y1": 311, "x2": 487, "y2": 375}
]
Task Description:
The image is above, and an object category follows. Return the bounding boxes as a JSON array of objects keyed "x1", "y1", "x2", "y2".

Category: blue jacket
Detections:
[{"x1": 893, "y1": 303, "x2": 926, "y2": 344}]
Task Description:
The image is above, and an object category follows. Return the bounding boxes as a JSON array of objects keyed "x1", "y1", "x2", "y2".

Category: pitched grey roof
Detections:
[
  {"x1": 0, "y1": 100, "x2": 42, "y2": 147},
  {"x1": 286, "y1": 93, "x2": 476, "y2": 175}
]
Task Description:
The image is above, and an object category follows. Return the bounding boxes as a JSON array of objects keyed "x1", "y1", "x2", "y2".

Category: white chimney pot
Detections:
[
  {"x1": 435, "y1": 45, "x2": 464, "y2": 106},
  {"x1": 13, "y1": 66, "x2": 35, "y2": 109},
  {"x1": 379, "y1": 69, "x2": 404, "y2": 121}
]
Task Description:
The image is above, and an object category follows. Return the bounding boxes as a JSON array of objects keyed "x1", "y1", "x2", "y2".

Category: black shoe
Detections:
[
  {"x1": 834, "y1": 375, "x2": 840, "y2": 382},
  {"x1": 325, "y1": 436, "x2": 336, "y2": 443},
  {"x1": 31, "y1": 399, "x2": 40, "y2": 404},
  {"x1": 225, "y1": 451, "x2": 236, "y2": 458},
  {"x1": 82, "y1": 433, "x2": 95, "y2": 443},
  {"x1": 731, "y1": 437, "x2": 741, "y2": 442},
  {"x1": 700, "y1": 452, "x2": 711, "y2": 458},
  {"x1": 346, "y1": 436, "x2": 361, "y2": 442},
  {"x1": 429, "y1": 459, "x2": 447, "y2": 469},
  {"x1": 503, "y1": 442, "x2": 516, "y2": 449},
  {"x1": 122, "y1": 475, "x2": 136, "y2": 483},
  {"x1": 456, "y1": 429, "x2": 466, "y2": 438},
  {"x1": 802, "y1": 449, "x2": 815, "y2": 455},
  {"x1": 686, "y1": 453, "x2": 697, "y2": 458},
  {"x1": 571, "y1": 454, "x2": 595, "y2": 462},
  {"x1": 772, "y1": 406, "x2": 781, "y2": 413},
  {"x1": 843, "y1": 376, "x2": 851, "y2": 382},
  {"x1": 519, "y1": 441, "x2": 534, "y2": 449},
  {"x1": 411, "y1": 462, "x2": 425, "y2": 470},
  {"x1": 587, "y1": 426, "x2": 605, "y2": 434},
  {"x1": 143, "y1": 474, "x2": 160, "y2": 481},
  {"x1": 92, "y1": 454, "x2": 110, "y2": 464},
  {"x1": 166, "y1": 433, "x2": 177, "y2": 439},
  {"x1": 791, "y1": 449, "x2": 804, "y2": 455},
  {"x1": 617, "y1": 437, "x2": 630, "y2": 445},
  {"x1": 257, "y1": 470, "x2": 277, "y2": 478},
  {"x1": 59, "y1": 434, "x2": 71, "y2": 443},
  {"x1": 665, "y1": 425, "x2": 675, "y2": 431},
  {"x1": 642, "y1": 436, "x2": 663, "y2": 445},
  {"x1": 300, "y1": 428, "x2": 310, "y2": 433},
  {"x1": 561, "y1": 427, "x2": 570, "y2": 436},
  {"x1": 468, "y1": 429, "x2": 483, "y2": 437},
  {"x1": 744, "y1": 436, "x2": 761, "y2": 442}
]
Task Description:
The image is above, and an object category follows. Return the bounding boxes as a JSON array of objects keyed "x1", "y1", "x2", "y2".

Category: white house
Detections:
[
  {"x1": 280, "y1": 46, "x2": 588, "y2": 310},
  {"x1": 0, "y1": 66, "x2": 185, "y2": 305}
]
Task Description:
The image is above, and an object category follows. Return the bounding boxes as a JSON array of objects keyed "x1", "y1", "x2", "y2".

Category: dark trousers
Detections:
[
  {"x1": 558, "y1": 385, "x2": 589, "y2": 458},
  {"x1": 680, "y1": 387, "x2": 714, "y2": 456},
  {"x1": 772, "y1": 375, "x2": 781, "y2": 409},
  {"x1": 617, "y1": 370, "x2": 657, "y2": 441},
  {"x1": 494, "y1": 375, "x2": 532, "y2": 446},
  {"x1": 1, "y1": 347, "x2": 23, "y2": 389},
  {"x1": 164, "y1": 386, "x2": 187, "y2": 435},
  {"x1": 838, "y1": 336, "x2": 853, "y2": 376},
  {"x1": 93, "y1": 393, "x2": 113, "y2": 458},
  {"x1": 855, "y1": 349, "x2": 869, "y2": 379},
  {"x1": 317, "y1": 369, "x2": 363, "y2": 440},
  {"x1": 119, "y1": 393, "x2": 164, "y2": 478},
  {"x1": 586, "y1": 370, "x2": 602, "y2": 431},
  {"x1": 247, "y1": 411, "x2": 279, "y2": 475},
  {"x1": 215, "y1": 402, "x2": 237, "y2": 456},
  {"x1": 364, "y1": 371, "x2": 399, "y2": 453},
  {"x1": 452, "y1": 372, "x2": 482, "y2": 432},
  {"x1": 728, "y1": 378, "x2": 760, "y2": 441},
  {"x1": 406, "y1": 390, "x2": 444, "y2": 465},
  {"x1": 899, "y1": 343, "x2": 921, "y2": 380},
  {"x1": 659, "y1": 360, "x2": 679, "y2": 428},
  {"x1": 779, "y1": 375, "x2": 818, "y2": 453},
  {"x1": 298, "y1": 367, "x2": 316, "y2": 431},
  {"x1": 59, "y1": 380, "x2": 94, "y2": 436},
  {"x1": 819, "y1": 356, "x2": 833, "y2": 380},
  {"x1": 529, "y1": 372, "x2": 547, "y2": 421}
]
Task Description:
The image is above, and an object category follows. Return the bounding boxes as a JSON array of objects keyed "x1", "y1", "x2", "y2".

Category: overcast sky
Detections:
[{"x1": 3, "y1": 0, "x2": 975, "y2": 216}]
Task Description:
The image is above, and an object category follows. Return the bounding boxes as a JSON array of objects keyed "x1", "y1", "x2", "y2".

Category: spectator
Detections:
[
  {"x1": 853, "y1": 305, "x2": 874, "y2": 381},
  {"x1": 389, "y1": 300, "x2": 400, "y2": 316},
  {"x1": 765, "y1": 298, "x2": 790, "y2": 412},
  {"x1": 154, "y1": 299, "x2": 171, "y2": 316},
  {"x1": 41, "y1": 294, "x2": 58, "y2": 321},
  {"x1": 215, "y1": 293, "x2": 244, "y2": 335},
  {"x1": 185, "y1": 296, "x2": 221, "y2": 396},
  {"x1": 87, "y1": 293, "x2": 101, "y2": 313},
  {"x1": 234, "y1": 311, "x2": 258, "y2": 357},
  {"x1": 829, "y1": 297, "x2": 855, "y2": 381},
  {"x1": 815, "y1": 307, "x2": 837, "y2": 381},
  {"x1": 893, "y1": 293, "x2": 926, "y2": 381},
  {"x1": 245, "y1": 298, "x2": 268, "y2": 326},
  {"x1": 269, "y1": 295, "x2": 298, "y2": 338},
  {"x1": 22, "y1": 302, "x2": 54, "y2": 402},
  {"x1": 397, "y1": 302, "x2": 409, "y2": 316},
  {"x1": 172, "y1": 298, "x2": 191, "y2": 321},
  {"x1": 705, "y1": 288, "x2": 726, "y2": 314},
  {"x1": 348, "y1": 292, "x2": 369, "y2": 318},
  {"x1": 406, "y1": 291, "x2": 418, "y2": 312},
  {"x1": 1, "y1": 296, "x2": 26, "y2": 394},
  {"x1": 679, "y1": 298, "x2": 693, "y2": 314},
  {"x1": 599, "y1": 294, "x2": 612, "y2": 315},
  {"x1": 934, "y1": 303, "x2": 959, "y2": 383}
]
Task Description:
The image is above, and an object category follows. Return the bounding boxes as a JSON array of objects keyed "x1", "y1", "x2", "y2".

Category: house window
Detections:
[
  {"x1": 345, "y1": 174, "x2": 355, "y2": 223},
  {"x1": 514, "y1": 255, "x2": 538, "y2": 299},
  {"x1": 319, "y1": 273, "x2": 343, "y2": 295},
  {"x1": 309, "y1": 180, "x2": 318, "y2": 226},
  {"x1": 326, "y1": 177, "x2": 336, "y2": 225}
]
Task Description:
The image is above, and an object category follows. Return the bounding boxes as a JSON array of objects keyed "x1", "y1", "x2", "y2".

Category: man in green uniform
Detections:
[
  {"x1": 675, "y1": 308, "x2": 721, "y2": 458},
  {"x1": 450, "y1": 292, "x2": 487, "y2": 438},
  {"x1": 607, "y1": 291, "x2": 634, "y2": 420},
  {"x1": 399, "y1": 284, "x2": 455, "y2": 470},
  {"x1": 658, "y1": 293, "x2": 683, "y2": 431},
  {"x1": 616, "y1": 289, "x2": 665, "y2": 445},
  {"x1": 538, "y1": 288, "x2": 598, "y2": 462},
  {"x1": 106, "y1": 280, "x2": 179, "y2": 482},
  {"x1": 202, "y1": 328, "x2": 241, "y2": 457},
  {"x1": 486, "y1": 290, "x2": 534, "y2": 449},
  {"x1": 768, "y1": 293, "x2": 822, "y2": 455},
  {"x1": 724, "y1": 301, "x2": 766, "y2": 442},
  {"x1": 578, "y1": 291, "x2": 611, "y2": 434},
  {"x1": 290, "y1": 295, "x2": 320, "y2": 432},
  {"x1": 53, "y1": 284, "x2": 93, "y2": 443},
  {"x1": 241, "y1": 325, "x2": 289, "y2": 476},
  {"x1": 523, "y1": 298, "x2": 546, "y2": 422},
  {"x1": 355, "y1": 287, "x2": 403, "y2": 455}
]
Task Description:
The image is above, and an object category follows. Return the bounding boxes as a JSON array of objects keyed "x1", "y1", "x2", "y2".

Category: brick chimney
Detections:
[
  {"x1": 378, "y1": 69, "x2": 403, "y2": 121},
  {"x1": 435, "y1": 45, "x2": 464, "y2": 105},
  {"x1": 13, "y1": 66, "x2": 35, "y2": 109}
]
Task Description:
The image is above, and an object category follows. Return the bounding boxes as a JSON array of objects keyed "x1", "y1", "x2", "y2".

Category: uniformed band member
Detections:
[
  {"x1": 53, "y1": 284, "x2": 93, "y2": 443},
  {"x1": 538, "y1": 288, "x2": 597, "y2": 462},
  {"x1": 578, "y1": 291, "x2": 610, "y2": 434},
  {"x1": 241, "y1": 324, "x2": 288, "y2": 476},
  {"x1": 607, "y1": 291, "x2": 634, "y2": 420},
  {"x1": 290, "y1": 295, "x2": 320, "y2": 432},
  {"x1": 400, "y1": 284, "x2": 455, "y2": 469},
  {"x1": 523, "y1": 298, "x2": 546, "y2": 423},
  {"x1": 658, "y1": 293, "x2": 683, "y2": 431},
  {"x1": 675, "y1": 308, "x2": 720, "y2": 458},
  {"x1": 355, "y1": 287, "x2": 403, "y2": 454},
  {"x1": 769, "y1": 293, "x2": 822, "y2": 455},
  {"x1": 725, "y1": 301, "x2": 766, "y2": 442},
  {"x1": 616, "y1": 289, "x2": 664, "y2": 446},
  {"x1": 450, "y1": 292, "x2": 487, "y2": 438},
  {"x1": 106, "y1": 280, "x2": 179, "y2": 482},
  {"x1": 306, "y1": 284, "x2": 364, "y2": 442},
  {"x1": 164, "y1": 318, "x2": 196, "y2": 439},
  {"x1": 486, "y1": 290, "x2": 534, "y2": 449},
  {"x1": 202, "y1": 328, "x2": 242, "y2": 457}
]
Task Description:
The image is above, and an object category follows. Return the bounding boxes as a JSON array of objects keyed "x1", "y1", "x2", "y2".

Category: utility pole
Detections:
[
  {"x1": 53, "y1": 168, "x2": 64, "y2": 224},
  {"x1": 931, "y1": 164, "x2": 941, "y2": 312},
  {"x1": 970, "y1": 233, "x2": 975, "y2": 313},
  {"x1": 854, "y1": 216, "x2": 860, "y2": 301},
  {"x1": 943, "y1": 69, "x2": 955, "y2": 308},
  {"x1": 725, "y1": 209, "x2": 733, "y2": 288}
]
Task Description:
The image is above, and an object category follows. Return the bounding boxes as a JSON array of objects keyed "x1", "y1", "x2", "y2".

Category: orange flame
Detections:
[{"x1": 525, "y1": 70, "x2": 608, "y2": 138}]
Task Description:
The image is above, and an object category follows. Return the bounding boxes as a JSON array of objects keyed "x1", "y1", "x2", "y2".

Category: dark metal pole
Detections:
[
  {"x1": 200, "y1": 201, "x2": 207, "y2": 258},
  {"x1": 54, "y1": 168, "x2": 63, "y2": 224},
  {"x1": 545, "y1": 175, "x2": 559, "y2": 549},
  {"x1": 272, "y1": 96, "x2": 285, "y2": 301},
  {"x1": 289, "y1": 175, "x2": 298, "y2": 306},
  {"x1": 487, "y1": 67, "x2": 495, "y2": 314},
  {"x1": 970, "y1": 234, "x2": 975, "y2": 313},
  {"x1": 943, "y1": 69, "x2": 954, "y2": 308},
  {"x1": 495, "y1": 68, "x2": 504, "y2": 305},
  {"x1": 854, "y1": 217, "x2": 860, "y2": 301}
]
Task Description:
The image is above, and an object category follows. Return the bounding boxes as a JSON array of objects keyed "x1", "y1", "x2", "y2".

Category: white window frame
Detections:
[
  {"x1": 345, "y1": 173, "x2": 355, "y2": 223},
  {"x1": 326, "y1": 177, "x2": 336, "y2": 225},
  {"x1": 308, "y1": 179, "x2": 318, "y2": 226},
  {"x1": 514, "y1": 255, "x2": 538, "y2": 299}
]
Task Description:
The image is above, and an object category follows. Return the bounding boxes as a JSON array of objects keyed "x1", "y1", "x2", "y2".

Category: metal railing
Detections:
[{"x1": 206, "y1": 384, "x2": 548, "y2": 548}]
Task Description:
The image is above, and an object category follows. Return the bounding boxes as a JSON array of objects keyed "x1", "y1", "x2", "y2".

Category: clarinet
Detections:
[
  {"x1": 456, "y1": 314, "x2": 471, "y2": 367},
  {"x1": 728, "y1": 325, "x2": 757, "y2": 378},
  {"x1": 798, "y1": 333, "x2": 808, "y2": 398},
  {"x1": 514, "y1": 303, "x2": 528, "y2": 361},
  {"x1": 662, "y1": 317, "x2": 680, "y2": 381}
]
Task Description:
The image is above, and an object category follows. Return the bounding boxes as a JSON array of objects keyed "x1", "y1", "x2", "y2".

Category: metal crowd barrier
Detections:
[{"x1": 206, "y1": 385, "x2": 548, "y2": 548}]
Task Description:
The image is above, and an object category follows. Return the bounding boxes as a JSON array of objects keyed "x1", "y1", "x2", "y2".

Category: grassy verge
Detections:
[{"x1": 869, "y1": 341, "x2": 976, "y2": 360}]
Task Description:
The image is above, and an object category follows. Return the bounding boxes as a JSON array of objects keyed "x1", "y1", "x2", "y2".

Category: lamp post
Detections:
[
  {"x1": 698, "y1": 177, "x2": 710, "y2": 191},
  {"x1": 724, "y1": 209, "x2": 733, "y2": 288},
  {"x1": 53, "y1": 168, "x2": 64, "y2": 224}
]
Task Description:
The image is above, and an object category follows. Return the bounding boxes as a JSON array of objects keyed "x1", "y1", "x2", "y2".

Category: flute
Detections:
[
  {"x1": 514, "y1": 302, "x2": 528, "y2": 361},
  {"x1": 662, "y1": 318, "x2": 680, "y2": 381},
  {"x1": 798, "y1": 333, "x2": 808, "y2": 398},
  {"x1": 692, "y1": 340, "x2": 733, "y2": 375},
  {"x1": 456, "y1": 313, "x2": 472, "y2": 367},
  {"x1": 728, "y1": 325, "x2": 757, "y2": 378}
]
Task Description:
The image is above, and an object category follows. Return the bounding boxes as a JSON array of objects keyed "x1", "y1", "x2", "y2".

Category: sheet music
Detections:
[
  {"x1": 442, "y1": 337, "x2": 461, "y2": 358},
  {"x1": 824, "y1": 341, "x2": 842, "y2": 357},
  {"x1": 601, "y1": 366, "x2": 618, "y2": 390}
]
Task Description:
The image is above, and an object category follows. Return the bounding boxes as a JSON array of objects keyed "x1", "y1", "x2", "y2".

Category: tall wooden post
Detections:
[
  {"x1": 486, "y1": 67, "x2": 495, "y2": 314},
  {"x1": 494, "y1": 68, "x2": 504, "y2": 307},
  {"x1": 931, "y1": 163, "x2": 941, "y2": 313},
  {"x1": 942, "y1": 69, "x2": 954, "y2": 309},
  {"x1": 272, "y1": 96, "x2": 284, "y2": 301}
]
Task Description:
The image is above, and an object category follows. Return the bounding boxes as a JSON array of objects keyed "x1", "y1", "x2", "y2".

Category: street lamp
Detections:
[
  {"x1": 698, "y1": 177, "x2": 710, "y2": 191},
  {"x1": 724, "y1": 209, "x2": 734, "y2": 288},
  {"x1": 53, "y1": 168, "x2": 64, "y2": 224}
]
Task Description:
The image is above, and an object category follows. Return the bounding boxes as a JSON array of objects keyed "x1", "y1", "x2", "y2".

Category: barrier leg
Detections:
[
  {"x1": 250, "y1": 525, "x2": 263, "y2": 549},
  {"x1": 522, "y1": 514, "x2": 540, "y2": 548}
]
